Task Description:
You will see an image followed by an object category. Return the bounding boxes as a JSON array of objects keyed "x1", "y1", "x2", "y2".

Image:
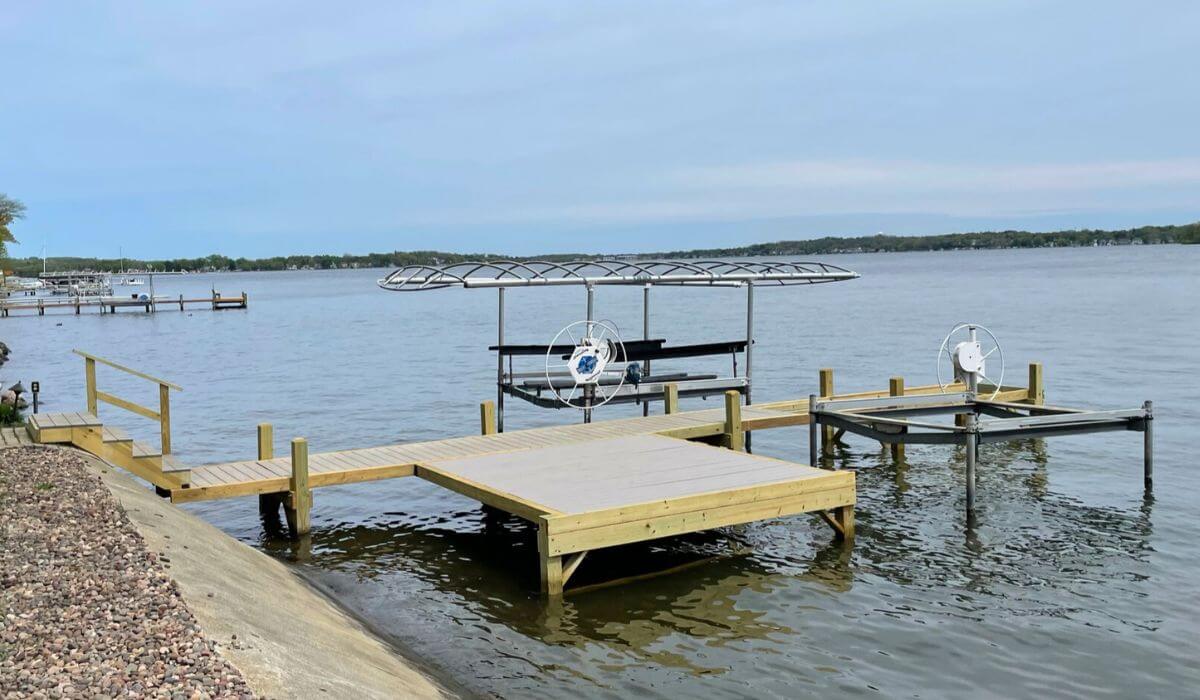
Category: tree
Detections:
[{"x1": 0, "y1": 193, "x2": 25, "y2": 260}]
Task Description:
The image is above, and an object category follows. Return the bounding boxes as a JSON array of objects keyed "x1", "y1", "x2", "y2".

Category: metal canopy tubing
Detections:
[
  {"x1": 378, "y1": 259, "x2": 859, "y2": 291},
  {"x1": 381, "y1": 259, "x2": 860, "y2": 433}
]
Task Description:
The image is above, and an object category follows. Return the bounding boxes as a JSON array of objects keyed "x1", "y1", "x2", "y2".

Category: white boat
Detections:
[{"x1": 119, "y1": 277, "x2": 146, "y2": 286}]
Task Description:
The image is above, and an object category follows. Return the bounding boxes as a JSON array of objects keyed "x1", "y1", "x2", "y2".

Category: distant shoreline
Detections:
[{"x1": 7, "y1": 221, "x2": 1197, "y2": 275}]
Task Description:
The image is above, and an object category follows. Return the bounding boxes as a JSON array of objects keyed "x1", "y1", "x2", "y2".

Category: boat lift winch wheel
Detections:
[
  {"x1": 937, "y1": 323, "x2": 1005, "y2": 400},
  {"x1": 545, "y1": 320, "x2": 627, "y2": 410}
]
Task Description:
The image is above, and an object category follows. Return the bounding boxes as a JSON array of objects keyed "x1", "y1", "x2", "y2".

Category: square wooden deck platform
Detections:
[{"x1": 420, "y1": 434, "x2": 855, "y2": 593}]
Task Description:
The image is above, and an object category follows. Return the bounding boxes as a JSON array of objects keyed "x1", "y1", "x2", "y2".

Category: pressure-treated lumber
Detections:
[
  {"x1": 723, "y1": 390, "x2": 744, "y2": 451},
  {"x1": 285, "y1": 438, "x2": 312, "y2": 537},
  {"x1": 663, "y1": 382, "x2": 679, "y2": 414},
  {"x1": 819, "y1": 368, "x2": 835, "y2": 452},
  {"x1": 480, "y1": 400, "x2": 497, "y2": 435},
  {"x1": 1028, "y1": 362, "x2": 1044, "y2": 405},
  {"x1": 889, "y1": 376, "x2": 905, "y2": 460}
]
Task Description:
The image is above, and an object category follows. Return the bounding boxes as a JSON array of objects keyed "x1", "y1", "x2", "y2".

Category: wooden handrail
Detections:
[
  {"x1": 72, "y1": 349, "x2": 183, "y2": 391},
  {"x1": 75, "y1": 349, "x2": 180, "y2": 455}
]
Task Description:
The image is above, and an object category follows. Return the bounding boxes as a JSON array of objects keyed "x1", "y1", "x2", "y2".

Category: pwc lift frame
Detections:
[
  {"x1": 809, "y1": 390, "x2": 1154, "y2": 516},
  {"x1": 380, "y1": 259, "x2": 859, "y2": 431}
]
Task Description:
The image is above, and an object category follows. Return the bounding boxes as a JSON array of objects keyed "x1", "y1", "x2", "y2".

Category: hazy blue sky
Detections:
[{"x1": 3, "y1": 2, "x2": 1198, "y2": 259}]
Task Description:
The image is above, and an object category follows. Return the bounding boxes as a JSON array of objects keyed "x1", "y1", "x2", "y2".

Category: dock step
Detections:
[
  {"x1": 102, "y1": 426, "x2": 132, "y2": 444},
  {"x1": 29, "y1": 412, "x2": 102, "y2": 431},
  {"x1": 160, "y1": 454, "x2": 188, "y2": 473},
  {"x1": 131, "y1": 441, "x2": 161, "y2": 459}
]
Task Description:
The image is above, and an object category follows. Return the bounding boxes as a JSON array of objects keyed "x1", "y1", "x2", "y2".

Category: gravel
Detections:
[{"x1": 0, "y1": 446, "x2": 256, "y2": 698}]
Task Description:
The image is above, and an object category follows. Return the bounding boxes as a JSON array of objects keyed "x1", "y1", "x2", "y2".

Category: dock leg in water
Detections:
[
  {"x1": 889, "y1": 377, "x2": 906, "y2": 461},
  {"x1": 819, "y1": 368, "x2": 835, "y2": 455},
  {"x1": 965, "y1": 413, "x2": 978, "y2": 515},
  {"x1": 256, "y1": 423, "x2": 285, "y2": 520},
  {"x1": 284, "y1": 438, "x2": 312, "y2": 538},
  {"x1": 1143, "y1": 400, "x2": 1153, "y2": 489},
  {"x1": 808, "y1": 394, "x2": 818, "y2": 466},
  {"x1": 538, "y1": 523, "x2": 564, "y2": 596}
]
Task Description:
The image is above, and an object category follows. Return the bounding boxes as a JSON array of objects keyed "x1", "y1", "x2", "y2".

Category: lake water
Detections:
[{"x1": 5, "y1": 246, "x2": 1198, "y2": 698}]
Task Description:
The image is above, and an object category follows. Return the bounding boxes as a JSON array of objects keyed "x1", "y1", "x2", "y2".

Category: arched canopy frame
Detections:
[
  {"x1": 378, "y1": 259, "x2": 858, "y2": 291},
  {"x1": 378, "y1": 258, "x2": 860, "y2": 433}
]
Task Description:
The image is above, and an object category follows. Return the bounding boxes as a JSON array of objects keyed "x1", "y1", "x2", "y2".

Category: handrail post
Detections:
[
  {"x1": 85, "y1": 357, "x2": 98, "y2": 415},
  {"x1": 158, "y1": 383, "x2": 171, "y2": 454}
]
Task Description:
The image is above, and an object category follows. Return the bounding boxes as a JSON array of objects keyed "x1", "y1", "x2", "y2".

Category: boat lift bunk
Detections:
[
  {"x1": 379, "y1": 259, "x2": 859, "y2": 430},
  {"x1": 490, "y1": 337, "x2": 750, "y2": 410}
]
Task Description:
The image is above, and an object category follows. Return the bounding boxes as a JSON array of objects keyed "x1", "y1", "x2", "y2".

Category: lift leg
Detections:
[
  {"x1": 1143, "y1": 400, "x2": 1153, "y2": 489},
  {"x1": 808, "y1": 394, "x2": 818, "y2": 465},
  {"x1": 965, "y1": 414, "x2": 978, "y2": 514}
]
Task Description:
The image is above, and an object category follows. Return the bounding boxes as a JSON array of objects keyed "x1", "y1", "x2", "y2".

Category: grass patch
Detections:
[{"x1": 34, "y1": 482, "x2": 54, "y2": 491}]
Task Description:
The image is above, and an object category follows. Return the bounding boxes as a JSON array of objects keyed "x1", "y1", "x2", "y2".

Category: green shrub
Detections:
[{"x1": 0, "y1": 403, "x2": 22, "y2": 427}]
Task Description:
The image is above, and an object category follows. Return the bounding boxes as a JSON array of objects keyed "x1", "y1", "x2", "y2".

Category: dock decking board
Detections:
[
  {"x1": 28, "y1": 382, "x2": 1034, "y2": 594},
  {"x1": 173, "y1": 385, "x2": 1029, "y2": 499}
]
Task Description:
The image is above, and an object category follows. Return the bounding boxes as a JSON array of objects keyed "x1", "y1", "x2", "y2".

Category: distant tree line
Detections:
[
  {"x1": 653, "y1": 222, "x2": 1200, "y2": 258},
  {"x1": 7, "y1": 221, "x2": 1198, "y2": 275}
]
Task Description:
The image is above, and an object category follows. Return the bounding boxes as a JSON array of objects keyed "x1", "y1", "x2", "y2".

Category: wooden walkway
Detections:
[
  {"x1": 1, "y1": 292, "x2": 247, "y2": 317},
  {"x1": 179, "y1": 402, "x2": 802, "y2": 502},
  {"x1": 25, "y1": 370, "x2": 1040, "y2": 594},
  {"x1": 0, "y1": 426, "x2": 34, "y2": 448}
]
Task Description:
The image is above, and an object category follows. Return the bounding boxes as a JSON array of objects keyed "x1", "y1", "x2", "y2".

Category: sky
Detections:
[{"x1": 2, "y1": 2, "x2": 1199, "y2": 259}]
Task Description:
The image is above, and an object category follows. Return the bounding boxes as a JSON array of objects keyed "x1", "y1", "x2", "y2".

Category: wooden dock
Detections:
[
  {"x1": 23, "y1": 351, "x2": 1042, "y2": 594},
  {"x1": 0, "y1": 290, "x2": 247, "y2": 317}
]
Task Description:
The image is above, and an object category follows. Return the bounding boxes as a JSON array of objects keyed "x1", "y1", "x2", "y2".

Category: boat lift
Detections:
[
  {"x1": 379, "y1": 259, "x2": 859, "y2": 430},
  {"x1": 809, "y1": 324, "x2": 1154, "y2": 517}
]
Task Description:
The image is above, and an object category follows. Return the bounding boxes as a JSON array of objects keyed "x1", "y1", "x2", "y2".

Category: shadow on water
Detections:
[{"x1": 259, "y1": 503, "x2": 854, "y2": 653}]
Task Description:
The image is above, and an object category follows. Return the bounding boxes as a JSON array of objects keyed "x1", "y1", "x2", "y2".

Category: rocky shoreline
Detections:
[{"x1": 0, "y1": 446, "x2": 255, "y2": 698}]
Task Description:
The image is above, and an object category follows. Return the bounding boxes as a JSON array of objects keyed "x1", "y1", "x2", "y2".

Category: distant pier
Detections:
[{"x1": 1, "y1": 290, "x2": 248, "y2": 318}]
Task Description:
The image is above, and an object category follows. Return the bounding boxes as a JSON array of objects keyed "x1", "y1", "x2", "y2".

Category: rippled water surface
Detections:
[{"x1": 7, "y1": 246, "x2": 1198, "y2": 697}]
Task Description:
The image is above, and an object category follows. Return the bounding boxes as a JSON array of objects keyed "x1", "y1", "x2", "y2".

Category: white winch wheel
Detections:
[
  {"x1": 936, "y1": 323, "x2": 1005, "y2": 400},
  {"x1": 544, "y1": 320, "x2": 627, "y2": 409}
]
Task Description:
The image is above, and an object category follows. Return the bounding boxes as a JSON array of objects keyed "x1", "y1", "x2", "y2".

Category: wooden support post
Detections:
[
  {"x1": 889, "y1": 376, "x2": 905, "y2": 461},
  {"x1": 158, "y1": 384, "x2": 171, "y2": 455},
  {"x1": 179, "y1": 294, "x2": 184, "y2": 311},
  {"x1": 85, "y1": 357, "x2": 98, "y2": 415},
  {"x1": 480, "y1": 400, "x2": 497, "y2": 435},
  {"x1": 285, "y1": 438, "x2": 312, "y2": 538},
  {"x1": 1143, "y1": 400, "x2": 1153, "y2": 489},
  {"x1": 834, "y1": 504, "x2": 855, "y2": 540},
  {"x1": 256, "y1": 423, "x2": 281, "y2": 517},
  {"x1": 663, "y1": 382, "x2": 679, "y2": 415},
  {"x1": 1028, "y1": 362, "x2": 1044, "y2": 405},
  {"x1": 538, "y1": 522, "x2": 563, "y2": 596},
  {"x1": 241, "y1": 291, "x2": 248, "y2": 308},
  {"x1": 819, "y1": 368, "x2": 834, "y2": 454},
  {"x1": 723, "y1": 390, "x2": 744, "y2": 451}
]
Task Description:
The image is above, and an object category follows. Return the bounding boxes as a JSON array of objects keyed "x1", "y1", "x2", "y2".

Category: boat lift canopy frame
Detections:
[{"x1": 380, "y1": 259, "x2": 859, "y2": 431}]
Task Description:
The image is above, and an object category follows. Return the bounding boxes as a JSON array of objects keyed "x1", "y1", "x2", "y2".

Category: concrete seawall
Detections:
[{"x1": 16, "y1": 444, "x2": 455, "y2": 699}]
